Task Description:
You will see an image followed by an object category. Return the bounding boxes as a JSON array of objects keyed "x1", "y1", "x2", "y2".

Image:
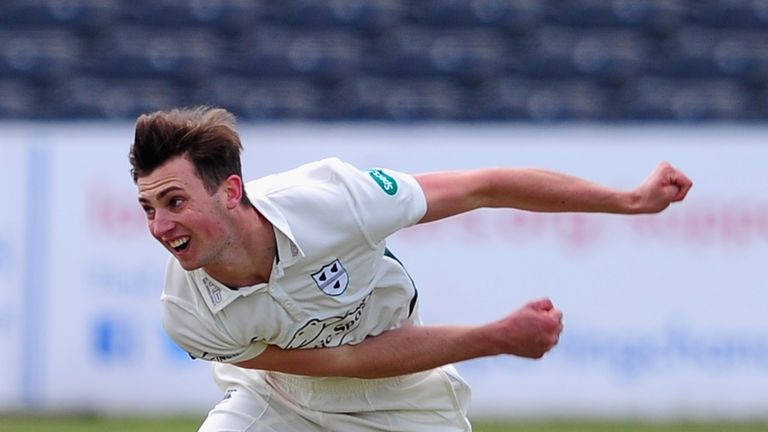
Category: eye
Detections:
[
  {"x1": 142, "y1": 206, "x2": 155, "y2": 219},
  {"x1": 169, "y1": 197, "x2": 184, "y2": 209}
]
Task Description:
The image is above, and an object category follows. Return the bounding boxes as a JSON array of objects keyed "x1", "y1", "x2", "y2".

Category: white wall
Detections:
[{"x1": 1, "y1": 122, "x2": 766, "y2": 419}]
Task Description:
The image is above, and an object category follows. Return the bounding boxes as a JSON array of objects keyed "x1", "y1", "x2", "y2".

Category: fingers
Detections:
[
  {"x1": 547, "y1": 306, "x2": 564, "y2": 335},
  {"x1": 658, "y1": 161, "x2": 693, "y2": 203},
  {"x1": 502, "y1": 299, "x2": 564, "y2": 359},
  {"x1": 551, "y1": 308, "x2": 564, "y2": 337},
  {"x1": 528, "y1": 298, "x2": 565, "y2": 340},
  {"x1": 672, "y1": 171, "x2": 693, "y2": 201},
  {"x1": 526, "y1": 297, "x2": 554, "y2": 312},
  {"x1": 522, "y1": 298, "x2": 563, "y2": 325},
  {"x1": 536, "y1": 306, "x2": 565, "y2": 358},
  {"x1": 549, "y1": 307, "x2": 563, "y2": 323}
]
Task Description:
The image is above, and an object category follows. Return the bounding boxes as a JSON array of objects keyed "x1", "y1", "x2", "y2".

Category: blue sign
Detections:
[{"x1": 92, "y1": 316, "x2": 137, "y2": 362}]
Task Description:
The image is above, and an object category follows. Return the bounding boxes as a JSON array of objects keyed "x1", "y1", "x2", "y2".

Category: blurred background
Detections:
[
  {"x1": 2, "y1": 0, "x2": 768, "y2": 120},
  {"x1": 1, "y1": 0, "x2": 767, "y2": 430}
]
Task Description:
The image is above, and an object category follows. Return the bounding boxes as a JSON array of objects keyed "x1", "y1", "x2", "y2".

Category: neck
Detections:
[{"x1": 203, "y1": 206, "x2": 276, "y2": 289}]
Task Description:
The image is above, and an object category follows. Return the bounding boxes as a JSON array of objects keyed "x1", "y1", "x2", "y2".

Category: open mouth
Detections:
[{"x1": 169, "y1": 236, "x2": 190, "y2": 253}]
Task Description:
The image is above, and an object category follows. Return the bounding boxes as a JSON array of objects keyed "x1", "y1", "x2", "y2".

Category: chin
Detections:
[{"x1": 176, "y1": 256, "x2": 202, "y2": 271}]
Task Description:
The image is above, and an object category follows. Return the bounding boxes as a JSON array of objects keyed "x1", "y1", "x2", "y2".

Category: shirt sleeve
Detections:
[
  {"x1": 161, "y1": 259, "x2": 268, "y2": 364},
  {"x1": 161, "y1": 298, "x2": 268, "y2": 364},
  {"x1": 332, "y1": 159, "x2": 428, "y2": 245}
]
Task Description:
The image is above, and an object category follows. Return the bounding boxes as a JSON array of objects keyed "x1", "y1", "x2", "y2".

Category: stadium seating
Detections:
[
  {"x1": 0, "y1": 0, "x2": 117, "y2": 29},
  {"x1": 405, "y1": 0, "x2": 546, "y2": 32},
  {"x1": 86, "y1": 26, "x2": 221, "y2": 81},
  {"x1": 618, "y1": 76, "x2": 756, "y2": 120},
  {"x1": 545, "y1": 0, "x2": 686, "y2": 31},
  {"x1": 118, "y1": 0, "x2": 260, "y2": 31},
  {"x1": 49, "y1": 77, "x2": 187, "y2": 119},
  {"x1": 0, "y1": 29, "x2": 81, "y2": 82},
  {"x1": 0, "y1": 0, "x2": 767, "y2": 120},
  {"x1": 334, "y1": 76, "x2": 465, "y2": 120},
  {"x1": 196, "y1": 76, "x2": 325, "y2": 120},
  {"x1": 688, "y1": 0, "x2": 768, "y2": 27},
  {"x1": 371, "y1": 26, "x2": 506, "y2": 80},
  {"x1": 262, "y1": 0, "x2": 403, "y2": 33},
  {"x1": 0, "y1": 78, "x2": 38, "y2": 118},
  {"x1": 510, "y1": 26, "x2": 650, "y2": 82},
  {"x1": 229, "y1": 27, "x2": 363, "y2": 80},
  {"x1": 471, "y1": 76, "x2": 611, "y2": 120}
]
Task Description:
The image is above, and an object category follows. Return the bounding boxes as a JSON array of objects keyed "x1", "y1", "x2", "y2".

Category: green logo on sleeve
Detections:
[{"x1": 368, "y1": 168, "x2": 398, "y2": 196}]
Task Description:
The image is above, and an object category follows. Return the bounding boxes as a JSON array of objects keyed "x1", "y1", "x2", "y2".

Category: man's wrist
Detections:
[{"x1": 620, "y1": 190, "x2": 643, "y2": 214}]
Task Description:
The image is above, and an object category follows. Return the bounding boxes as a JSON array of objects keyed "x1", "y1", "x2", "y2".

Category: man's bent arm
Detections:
[
  {"x1": 235, "y1": 298, "x2": 563, "y2": 378},
  {"x1": 415, "y1": 161, "x2": 692, "y2": 223}
]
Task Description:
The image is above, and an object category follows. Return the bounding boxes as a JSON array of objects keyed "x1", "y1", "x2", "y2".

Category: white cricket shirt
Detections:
[{"x1": 161, "y1": 157, "x2": 427, "y2": 365}]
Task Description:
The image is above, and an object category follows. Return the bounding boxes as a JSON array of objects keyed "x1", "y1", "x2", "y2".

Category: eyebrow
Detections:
[{"x1": 138, "y1": 186, "x2": 184, "y2": 205}]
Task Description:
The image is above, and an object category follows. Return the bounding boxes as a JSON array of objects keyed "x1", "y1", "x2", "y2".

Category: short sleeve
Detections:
[
  {"x1": 161, "y1": 298, "x2": 268, "y2": 363},
  {"x1": 332, "y1": 159, "x2": 427, "y2": 244}
]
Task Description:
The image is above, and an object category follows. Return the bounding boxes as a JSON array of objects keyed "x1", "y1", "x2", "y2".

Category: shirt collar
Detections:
[
  {"x1": 190, "y1": 268, "x2": 266, "y2": 314},
  {"x1": 189, "y1": 192, "x2": 306, "y2": 314},
  {"x1": 252, "y1": 195, "x2": 304, "y2": 271}
]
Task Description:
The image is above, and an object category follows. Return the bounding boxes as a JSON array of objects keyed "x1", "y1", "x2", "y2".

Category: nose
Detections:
[{"x1": 150, "y1": 209, "x2": 175, "y2": 239}]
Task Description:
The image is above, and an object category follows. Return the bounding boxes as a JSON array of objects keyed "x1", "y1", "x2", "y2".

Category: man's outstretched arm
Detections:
[
  {"x1": 235, "y1": 298, "x2": 563, "y2": 378},
  {"x1": 415, "y1": 161, "x2": 693, "y2": 223}
]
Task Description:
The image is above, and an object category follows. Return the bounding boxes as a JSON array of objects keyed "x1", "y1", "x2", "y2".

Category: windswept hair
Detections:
[{"x1": 129, "y1": 106, "x2": 252, "y2": 207}]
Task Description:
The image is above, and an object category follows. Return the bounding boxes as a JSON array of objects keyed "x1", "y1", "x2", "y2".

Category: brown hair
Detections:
[{"x1": 129, "y1": 106, "x2": 252, "y2": 207}]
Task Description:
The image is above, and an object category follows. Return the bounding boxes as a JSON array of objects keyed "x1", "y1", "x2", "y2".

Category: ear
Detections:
[{"x1": 222, "y1": 175, "x2": 244, "y2": 209}]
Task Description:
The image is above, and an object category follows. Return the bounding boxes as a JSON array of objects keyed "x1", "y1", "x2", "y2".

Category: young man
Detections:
[{"x1": 131, "y1": 106, "x2": 692, "y2": 432}]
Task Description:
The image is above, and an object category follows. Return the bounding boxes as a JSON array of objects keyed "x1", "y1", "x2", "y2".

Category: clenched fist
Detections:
[
  {"x1": 631, "y1": 161, "x2": 693, "y2": 214},
  {"x1": 487, "y1": 298, "x2": 564, "y2": 359}
]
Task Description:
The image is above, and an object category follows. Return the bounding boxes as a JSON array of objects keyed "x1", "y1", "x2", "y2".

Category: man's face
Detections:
[{"x1": 137, "y1": 156, "x2": 231, "y2": 270}]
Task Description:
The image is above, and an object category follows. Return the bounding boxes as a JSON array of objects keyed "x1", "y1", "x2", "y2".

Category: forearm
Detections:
[
  {"x1": 482, "y1": 168, "x2": 639, "y2": 214},
  {"x1": 235, "y1": 299, "x2": 562, "y2": 378},
  {"x1": 332, "y1": 324, "x2": 499, "y2": 378},
  {"x1": 236, "y1": 323, "x2": 499, "y2": 379},
  {"x1": 417, "y1": 169, "x2": 640, "y2": 223}
]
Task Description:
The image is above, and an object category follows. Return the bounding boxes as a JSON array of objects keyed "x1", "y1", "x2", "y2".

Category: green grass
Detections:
[
  {"x1": 1, "y1": 416, "x2": 767, "y2": 432},
  {"x1": 472, "y1": 421, "x2": 768, "y2": 432},
  {"x1": 0, "y1": 416, "x2": 201, "y2": 432}
]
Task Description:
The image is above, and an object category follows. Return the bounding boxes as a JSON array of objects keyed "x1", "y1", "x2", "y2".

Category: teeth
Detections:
[{"x1": 169, "y1": 236, "x2": 190, "y2": 249}]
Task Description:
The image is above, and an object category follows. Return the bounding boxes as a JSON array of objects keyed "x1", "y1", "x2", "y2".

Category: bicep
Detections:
[{"x1": 415, "y1": 171, "x2": 489, "y2": 224}]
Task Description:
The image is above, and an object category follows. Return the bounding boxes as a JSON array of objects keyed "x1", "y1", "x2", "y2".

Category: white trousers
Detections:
[{"x1": 198, "y1": 363, "x2": 473, "y2": 432}]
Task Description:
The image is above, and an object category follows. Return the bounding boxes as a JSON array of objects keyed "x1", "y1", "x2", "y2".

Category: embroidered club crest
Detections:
[{"x1": 311, "y1": 259, "x2": 349, "y2": 296}]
